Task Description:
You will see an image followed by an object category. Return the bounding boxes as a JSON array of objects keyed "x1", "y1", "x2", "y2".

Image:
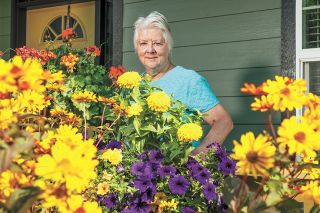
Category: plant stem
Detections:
[
  {"x1": 268, "y1": 112, "x2": 277, "y2": 142},
  {"x1": 83, "y1": 105, "x2": 87, "y2": 141}
]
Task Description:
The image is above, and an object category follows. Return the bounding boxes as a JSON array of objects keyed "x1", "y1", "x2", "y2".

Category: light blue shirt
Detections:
[{"x1": 150, "y1": 66, "x2": 220, "y2": 147}]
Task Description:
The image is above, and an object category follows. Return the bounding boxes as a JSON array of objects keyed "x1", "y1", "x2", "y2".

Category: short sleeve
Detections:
[{"x1": 187, "y1": 76, "x2": 220, "y2": 112}]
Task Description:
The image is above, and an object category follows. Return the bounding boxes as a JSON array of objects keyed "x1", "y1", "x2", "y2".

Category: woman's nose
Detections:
[{"x1": 146, "y1": 43, "x2": 156, "y2": 53}]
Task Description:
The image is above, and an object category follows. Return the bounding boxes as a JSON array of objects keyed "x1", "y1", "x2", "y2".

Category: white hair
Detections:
[{"x1": 133, "y1": 11, "x2": 173, "y2": 53}]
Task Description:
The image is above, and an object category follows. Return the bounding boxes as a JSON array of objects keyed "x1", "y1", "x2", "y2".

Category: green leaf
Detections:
[
  {"x1": 133, "y1": 117, "x2": 141, "y2": 135},
  {"x1": 8, "y1": 186, "x2": 40, "y2": 213},
  {"x1": 140, "y1": 125, "x2": 157, "y2": 132}
]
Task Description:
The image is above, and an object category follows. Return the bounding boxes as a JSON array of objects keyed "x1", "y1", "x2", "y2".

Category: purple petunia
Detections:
[
  {"x1": 134, "y1": 176, "x2": 154, "y2": 192},
  {"x1": 104, "y1": 193, "x2": 118, "y2": 208},
  {"x1": 158, "y1": 165, "x2": 176, "y2": 178},
  {"x1": 194, "y1": 168, "x2": 211, "y2": 185},
  {"x1": 130, "y1": 197, "x2": 151, "y2": 213},
  {"x1": 182, "y1": 207, "x2": 196, "y2": 213},
  {"x1": 186, "y1": 156, "x2": 199, "y2": 170},
  {"x1": 190, "y1": 163, "x2": 204, "y2": 178},
  {"x1": 131, "y1": 162, "x2": 148, "y2": 176},
  {"x1": 140, "y1": 185, "x2": 156, "y2": 202},
  {"x1": 106, "y1": 140, "x2": 122, "y2": 149},
  {"x1": 218, "y1": 157, "x2": 236, "y2": 176},
  {"x1": 117, "y1": 164, "x2": 125, "y2": 173},
  {"x1": 138, "y1": 151, "x2": 149, "y2": 161},
  {"x1": 169, "y1": 175, "x2": 190, "y2": 195},
  {"x1": 149, "y1": 150, "x2": 164, "y2": 163},
  {"x1": 203, "y1": 182, "x2": 218, "y2": 202}
]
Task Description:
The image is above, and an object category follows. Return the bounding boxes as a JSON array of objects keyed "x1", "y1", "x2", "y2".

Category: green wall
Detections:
[
  {"x1": 122, "y1": 0, "x2": 281, "y2": 150},
  {"x1": 0, "y1": 0, "x2": 11, "y2": 59}
]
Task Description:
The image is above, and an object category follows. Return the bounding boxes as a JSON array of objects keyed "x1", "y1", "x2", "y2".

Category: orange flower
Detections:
[
  {"x1": 61, "y1": 28, "x2": 76, "y2": 41},
  {"x1": 60, "y1": 53, "x2": 79, "y2": 72},
  {"x1": 108, "y1": 66, "x2": 126, "y2": 83},
  {"x1": 86, "y1": 46, "x2": 101, "y2": 56},
  {"x1": 98, "y1": 96, "x2": 116, "y2": 105},
  {"x1": 241, "y1": 82, "x2": 267, "y2": 96}
]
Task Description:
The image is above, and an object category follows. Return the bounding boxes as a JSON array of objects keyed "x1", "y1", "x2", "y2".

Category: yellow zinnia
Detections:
[
  {"x1": 177, "y1": 123, "x2": 203, "y2": 142},
  {"x1": 126, "y1": 103, "x2": 143, "y2": 117},
  {"x1": 102, "y1": 148, "x2": 122, "y2": 165},
  {"x1": 147, "y1": 91, "x2": 171, "y2": 112},
  {"x1": 277, "y1": 116, "x2": 320, "y2": 157},
  {"x1": 231, "y1": 131, "x2": 276, "y2": 178},
  {"x1": 116, "y1": 71, "x2": 141, "y2": 89},
  {"x1": 71, "y1": 91, "x2": 97, "y2": 103},
  {"x1": 262, "y1": 76, "x2": 307, "y2": 112}
]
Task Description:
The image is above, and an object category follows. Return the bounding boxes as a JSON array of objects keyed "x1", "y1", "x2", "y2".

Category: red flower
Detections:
[
  {"x1": 108, "y1": 66, "x2": 126, "y2": 83},
  {"x1": 86, "y1": 45, "x2": 101, "y2": 56},
  {"x1": 0, "y1": 51, "x2": 3, "y2": 57},
  {"x1": 61, "y1": 28, "x2": 76, "y2": 41}
]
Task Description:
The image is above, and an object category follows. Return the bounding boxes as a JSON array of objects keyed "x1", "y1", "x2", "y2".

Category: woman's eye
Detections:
[
  {"x1": 140, "y1": 42, "x2": 147, "y2": 47},
  {"x1": 155, "y1": 42, "x2": 163, "y2": 46}
]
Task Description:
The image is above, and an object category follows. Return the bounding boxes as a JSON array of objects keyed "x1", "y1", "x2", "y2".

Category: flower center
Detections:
[
  {"x1": 246, "y1": 151, "x2": 258, "y2": 163},
  {"x1": 281, "y1": 87, "x2": 290, "y2": 96},
  {"x1": 294, "y1": 132, "x2": 306, "y2": 143}
]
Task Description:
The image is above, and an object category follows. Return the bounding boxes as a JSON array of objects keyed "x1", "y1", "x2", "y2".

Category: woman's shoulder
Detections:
[{"x1": 172, "y1": 66, "x2": 203, "y2": 80}]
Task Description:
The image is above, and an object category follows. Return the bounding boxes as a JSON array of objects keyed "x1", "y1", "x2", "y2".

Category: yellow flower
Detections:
[
  {"x1": 50, "y1": 107, "x2": 69, "y2": 118},
  {"x1": 116, "y1": 71, "x2": 141, "y2": 89},
  {"x1": 35, "y1": 141, "x2": 98, "y2": 192},
  {"x1": 55, "y1": 125, "x2": 83, "y2": 146},
  {"x1": 231, "y1": 131, "x2": 276, "y2": 178},
  {"x1": 251, "y1": 95, "x2": 273, "y2": 112},
  {"x1": 159, "y1": 199, "x2": 178, "y2": 210},
  {"x1": 277, "y1": 116, "x2": 320, "y2": 157},
  {"x1": 102, "y1": 148, "x2": 122, "y2": 165},
  {"x1": 0, "y1": 107, "x2": 17, "y2": 130},
  {"x1": 43, "y1": 70, "x2": 65, "y2": 84},
  {"x1": 147, "y1": 91, "x2": 171, "y2": 112},
  {"x1": 16, "y1": 90, "x2": 50, "y2": 113},
  {"x1": 126, "y1": 103, "x2": 143, "y2": 117},
  {"x1": 97, "y1": 181, "x2": 110, "y2": 195},
  {"x1": 300, "y1": 181, "x2": 320, "y2": 204},
  {"x1": 102, "y1": 171, "x2": 113, "y2": 180},
  {"x1": 304, "y1": 104, "x2": 320, "y2": 132},
  {"x1": 177, "y1": 123, "x2": 203, "y2": 142},
  {"x1": 302, "y1": 156, "x2": 320, "y2": 179},
  {"x1": 71, "y1": 91, "x2": 97, "y2": 103},
  {"x1": 60, "y1": 53, "x2": 79, "y2": 72},
  {"x1": 0, "y1": 170, "x2": 30, "y2": 203},
  {"x1": 262, "y1": 76, "x2": 307, "y2": 111}
]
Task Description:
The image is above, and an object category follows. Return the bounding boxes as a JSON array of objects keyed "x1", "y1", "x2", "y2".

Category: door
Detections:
[{"x1": 26, "y1": 2, "x2": 95, "y2": 50}]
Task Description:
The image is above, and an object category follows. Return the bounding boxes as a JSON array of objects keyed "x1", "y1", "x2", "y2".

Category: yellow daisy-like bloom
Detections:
[
  {"x1": 302, "y1": 155, "x2": 320, "y2": 179},
  {"x1": 277, "y1": 116, "x2": 320, "y2": 157},
  {"x1": 38, "y1": 181, "x2": 101, "y2": 213},
  {"x1": 97, "y1": 181, "x2": 110, "y2": 195},
  {"x1": 0, "y1": 170, "x2": 30, "y2": 203},
  {"x1": 305, "y1": 92, "x2": 320, "y2": 110},
  {"x1": 0, "y1": 107, "x2": 17, "y2": 130},
  {"x1": 16, "y1": 90, "x2": 50, "y2": 113},
  {"x1": 304, "y1": 105, "x2": 320, "y2": 132},
  {"x1": 36, "y1": 131, "x2": 57, "y2": 153},
  {"x1": 50, "y1": 107, "x2": 69, "y2": 118},
  {"x1": 102, "y1": 148, "x2": 122, "y2": 165},
  {"x1": 231, "y1": 131, "x2": 276, "y2": 178},
  {"x1": 177, "y1": 123, "x2": 203, "y2": 142},
  {"x1": 262, "y1": 76, "x2": 307, "y2": 112},
  {"x1": 251, "y1": 95, "x2": 273, "y2": 112},
  {"x1": 300, "y1": 181, "x2": 320, "y2": 204},
  {"x1": 147, "y1": 91, "x2": 171, "y2": 112},
  {"x1": 42, "y1": 70, "x2": 65, "y2": 84},
  {"x1": 71, "y1": 91, "x2": 97, "y2": 104},
  {"x1": 126, "y1": 103, "x2": 143, "y2": 117},
  {"x1": 35, "y1": 141, "x2": 98, "y2": 192},
  {"x1": 54, "y1": 125, "x2": 84, "y2": 147},
  {"x1": 116, "y1": 71, "x2": 141, "y2": 89},
  {"x1": 102, "y1": 171, "x2": 113, "y2": 180},
  {"x1": 159, "y1": 199, "x2": 178, "y2": 210}
]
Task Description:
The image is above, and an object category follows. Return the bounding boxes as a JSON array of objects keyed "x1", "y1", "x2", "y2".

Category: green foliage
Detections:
[{"x1": 45, "y1": 45, "x2": 111, "y2": 124}]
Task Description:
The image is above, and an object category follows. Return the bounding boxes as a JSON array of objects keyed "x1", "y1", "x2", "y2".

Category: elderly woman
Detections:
[{"x1": 134, "y1": 11, "x2": 233, "y2": 156}]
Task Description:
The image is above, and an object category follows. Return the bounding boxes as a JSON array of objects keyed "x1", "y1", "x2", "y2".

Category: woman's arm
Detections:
[{"x1": 193, "y1": 104, "x2": 233, "y2": 156}]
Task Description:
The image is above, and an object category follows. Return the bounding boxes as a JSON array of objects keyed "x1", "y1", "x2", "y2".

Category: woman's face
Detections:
[{"x1": 136, "y1": 27, "x2": 170, "y2": 73}]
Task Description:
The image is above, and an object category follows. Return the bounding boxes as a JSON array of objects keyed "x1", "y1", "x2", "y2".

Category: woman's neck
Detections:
[{"x1": 147, "y1": 63, "x2": 175, "y2": 81}]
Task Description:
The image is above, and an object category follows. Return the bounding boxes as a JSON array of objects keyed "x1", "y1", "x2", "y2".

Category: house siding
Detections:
[
  {"x1": 122, "y1": 0, "x2": 281, "y2": 150},
  {"x1": 0, "y1": 0, "x2": 11, "y2": 60}
]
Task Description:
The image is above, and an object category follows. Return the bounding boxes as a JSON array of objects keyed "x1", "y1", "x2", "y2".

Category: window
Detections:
[
  {"x1": 297, "y1": 0, "x2": 320, "y2": 97},
  {"x1": 303, "y1": 0, "x2": 320, "y2": 48},
  {"x1": 42, "y1": 15, "x2": 84, "y2": 42}
]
